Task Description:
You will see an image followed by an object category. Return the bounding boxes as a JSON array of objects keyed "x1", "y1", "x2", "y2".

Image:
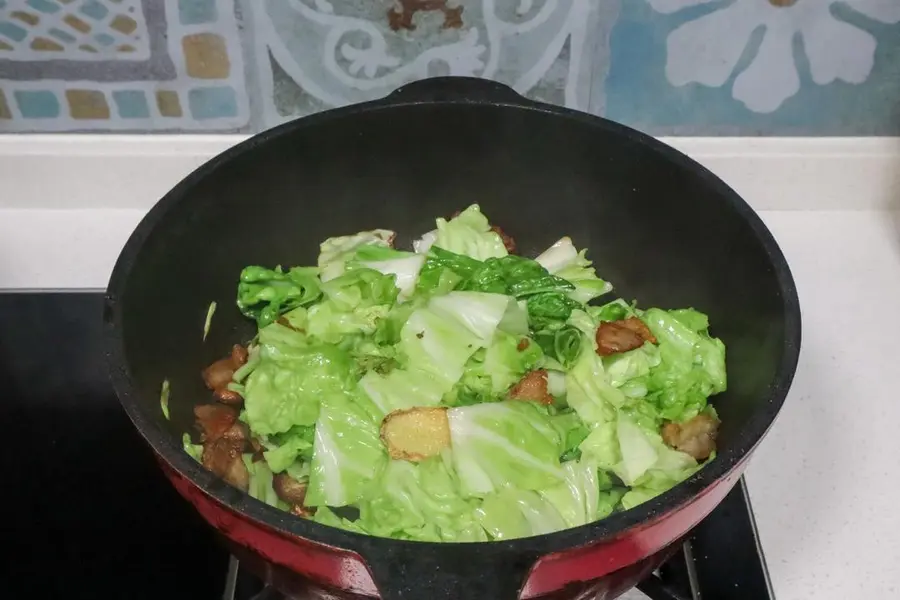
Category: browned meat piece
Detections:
[
  {"x1": 247, "y1": 437, "x2": 267, "y2": 462},
  {"x1": 194, "y1": 404, "x2": 238, "y2": 442},
  {"x1": 202, "y1": 357, "x2": 236, "y2": 391},
  {"x1": 203, "y1": 344, "x2": 248, "y2": 390},
  {"x1": 516, "y1": 338, "x2": 530, "y2": 351},
  {"x1": 221, "y1": 421, "x2": 249, "y2": 444},
  {"x1": 273, "y1": 473, "x2": 308, "y2": 506},
  {"x1": 596, "y1": 317, "x2": 657, "y2": 356},
  {"x1": 508, "y1": 369, "x2": 553, "y2": 405},
  {"x1": 213, "y1": 387, "x2": 244, "y2": 406},
  {"x1": 661, "y1": 414, "x2": 720, "y2": 460},
  {"x1": 231, "y1": 344, "x2": 249, "y2": 367},
  {"x1": 203, "y1": 344, "x2": 250, "y2": 407},
  {"x1": 490, "y1": 225, "x2": 516, "y2": 254},
  {"x1": 388, "y1": 0, "x2": 463, "y2": 32},
  {"x1": 201, "y1": 437, "x2": 249, "y2": 491},
  {"x1": 290, "y1": 504, "x2": 316, "y2": 518},
  {"x1": 619, "y1": 317, "x2": 657, "y2": 343}
]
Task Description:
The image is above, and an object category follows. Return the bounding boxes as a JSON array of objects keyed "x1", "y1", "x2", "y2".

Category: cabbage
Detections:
[
  {"x1": 243, "y1": 456, "x2": 284, "y2": 508},
  {"x1": 223, "y1": 207, "x2": 728, "y2": 541},
  {"x1": 604, "y1": 344, "x2": 661, "y2": 389},
  {"x1": 359, "y1": 368, "x2": 447, "y2": 415},
  {"x1": 313, "y1": 507, "x2": 369, "y2": 534},
  {"x1": 535, "y1": 237, "x2": 612, "y2": 303},
  {"x1": 580, "y1": 411, "x2": 698, "y2": 490},
  {"x1": 182, "y1": 433, "x2": 203, "y2": 462},
  {"x1": 442, "y1": 331, "x2": 543, "y2": 407},
  {"x1": 475, "y1": 489, "x2": 566, "y2": 540},
  {"x1": 236, "y1": 265, "x2": 322, "y2": 327},
  {"x1": 356, "y1": 458, "x2": 487, "y2": 541},
  {"x1": 553, "y1": 411, "x2": 590, "y2": 462},
  {"x1": 430, "y1": 204, "x2": 507, "y2": 260},
  {"x1": 482, "y1": 331, "x2": 543, "y2": 393},
  {"x1": 472, "y1": 457, "x2": 609, "y2": 540},
  {"x1": 305, "y1": 391, "x2": 387, "y2": 507},
  {"x1": 262, "y1": 425, "x2": 315, "y2": 473},
  {"x1": 621, "y1": 458, "x2": 701, "y2": 510},
  {"x1": 448, "y1": 401, "x2": 565, "y2": 497},
  {"x1": 642, "y1": 307, "x2": 727, "y2": 422},
  {"x1": 414, "y1": 246, "x2": 481, "y2": 297},
  {"x1": 360, "y1": 291, "x2": 516, "y2": 414},
  {"x1": 538, "y1": 459, "x2": 601, "y2": 529},
  {"x1": 243, "y1": 345, "x2": 354, "y2": 436},
  {"x1": 356, "y1": 253, "x2": 425, "y2": 301},
  {"x1": 565, "y1": 330, "x2": 626, "y2": 426},
  {"x1": 579, "y1": 421, "x2": 621, "y2": 471},
  {"x1": 317, "y1": 229, "x2": 394, "y2": 282},
  {"x1": 306, "y1": 268, "x2": 398, "y2": 344}
]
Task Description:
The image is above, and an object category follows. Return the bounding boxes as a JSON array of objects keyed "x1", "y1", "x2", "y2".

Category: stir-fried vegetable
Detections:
[
  {"x1": 202, "y1": 301, "x2": 217, "y2": 341},
  {"x1": 185, "y1": 204, "x2": 727, "y2": 542}
]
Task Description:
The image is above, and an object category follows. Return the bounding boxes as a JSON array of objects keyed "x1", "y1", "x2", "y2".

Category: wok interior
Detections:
[{"x1": 119, "y1": 103, "x2": 788, "y2": 489}]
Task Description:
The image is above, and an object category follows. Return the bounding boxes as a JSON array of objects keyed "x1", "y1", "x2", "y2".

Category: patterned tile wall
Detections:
[{"x1": 0, "y1": 0, "x2": 897, "y2": 134}]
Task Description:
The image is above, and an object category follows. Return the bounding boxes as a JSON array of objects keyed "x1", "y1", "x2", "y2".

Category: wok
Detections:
[{"x1": 104, "y1": 77, "x2": 801, "y2": 599}]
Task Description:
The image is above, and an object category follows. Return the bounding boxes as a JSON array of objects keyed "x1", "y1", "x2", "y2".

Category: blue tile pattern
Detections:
[
  {"x1": 0, "y1": 20, "x2": 27, "y2": 42},
  {"x1": 178, "y1": 0, "x2": 217, "y2": 25},
  {"x1": 112, "y1": 89, "x2": 149, "y2": 118},
  {"x1": 0, "y1": 0, "x2": 898, "y2": 134},
  {"x1": 24, "y1": 0, "x2": 60, "y2": 14},
  {"x1": 604, "y1": 0, "x2": 900, "y2": 135},
  {"x1": 188, "y1": 86, "x2": 237, "y2": 119},
  {"x1": 48, "y1": 27, "x2": 77, "y2": 43},
  {"x1": 15, "y1": 90, "x2": 60, "y2": 117},
  {"x1": 79, "y1": 0, "x2": 109, "y2": 21},
  {"x1": 94, "y1": 33, "x2": 115, "y2": 47}
]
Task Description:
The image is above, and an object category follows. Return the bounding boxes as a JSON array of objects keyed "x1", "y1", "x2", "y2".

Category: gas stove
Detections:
[{"x1": 2, "y1": 292, "x2": 774, "y2": 600}]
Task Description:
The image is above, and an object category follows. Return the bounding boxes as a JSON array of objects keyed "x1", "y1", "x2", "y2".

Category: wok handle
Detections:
[
  {"x1": 385, "y1": 76, "x2": 531, "y2": 105},
  {"x1": 360, "y1": 545, "x2": 538, "y2": 600}
]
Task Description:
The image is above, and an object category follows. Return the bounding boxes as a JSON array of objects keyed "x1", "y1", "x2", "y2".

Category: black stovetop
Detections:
[{"x1": 1, "y1": 293, "x2": 773, "y2": 600}]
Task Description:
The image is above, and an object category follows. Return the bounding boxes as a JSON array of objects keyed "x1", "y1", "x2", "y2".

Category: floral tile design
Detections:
[
  {"x1": 604, "y1": 0, "x2": 900, "y2": 134},
  {"x1": 245, "y1": 0, "x2": 612, "y2": 130},
  {"x1": 0, "y1": 0, "x2": 899, "y2": 134}
]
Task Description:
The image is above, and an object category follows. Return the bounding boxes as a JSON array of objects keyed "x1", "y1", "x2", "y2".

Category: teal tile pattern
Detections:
[
  {"x1": 93, "y1": 33, "x2": 115, "y2": 47},
  {"x1": 0, "y1": 20, "x2": 27, "y2": 42},
  {"x1": 0, "y1": 0, "x2": 249, "y2": 131},
  {"x1": 25, "y1": 0, "x2": 60, "y2": 14},
  {"x1": 112, "y1": 89, "x2": 149, "y2": 118},
  {"x1": 47, "y1": 27, "x2": 76, "y2": 43},
  {"x1": 14, "y1": 89, "x2": 59, "y2": 117},
  {"x1": 188, "y1": 85, "x2": 237, "y2": 119},
  {"x1": 0, "y1": 0, "x2": 899, "y2": 134},
  {"x1": 178, "y1": 0, "x2": 217, "y2": 25},
  {"x1": 79, "y1": 0, "x2": 108, "y2": 20}
]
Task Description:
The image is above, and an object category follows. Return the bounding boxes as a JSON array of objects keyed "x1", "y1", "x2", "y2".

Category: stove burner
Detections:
[{"x1": 223, "y1": 478, "x2": 773, "y2": 600}]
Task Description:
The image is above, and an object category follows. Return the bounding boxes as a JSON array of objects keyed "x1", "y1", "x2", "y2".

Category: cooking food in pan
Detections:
[{"x1": 184, "y1": 204, "x2": 727, "y2": 542}]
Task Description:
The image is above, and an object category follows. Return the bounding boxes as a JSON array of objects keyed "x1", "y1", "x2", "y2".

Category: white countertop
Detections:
[
  {"x1": 2, "y1": 136, "x2": 898, "y2": 598},
  {"x1": 744, "y1": 210, "x2": 900, "y2": 599}
]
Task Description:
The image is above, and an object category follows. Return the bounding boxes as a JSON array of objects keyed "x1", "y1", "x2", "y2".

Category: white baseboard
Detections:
[
  {"x1": 1, "y1": 135, "x2": 899, "y2": 211},
  {"x1": 2, "y1": 134, "x2": 899, "y2": 289}
]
